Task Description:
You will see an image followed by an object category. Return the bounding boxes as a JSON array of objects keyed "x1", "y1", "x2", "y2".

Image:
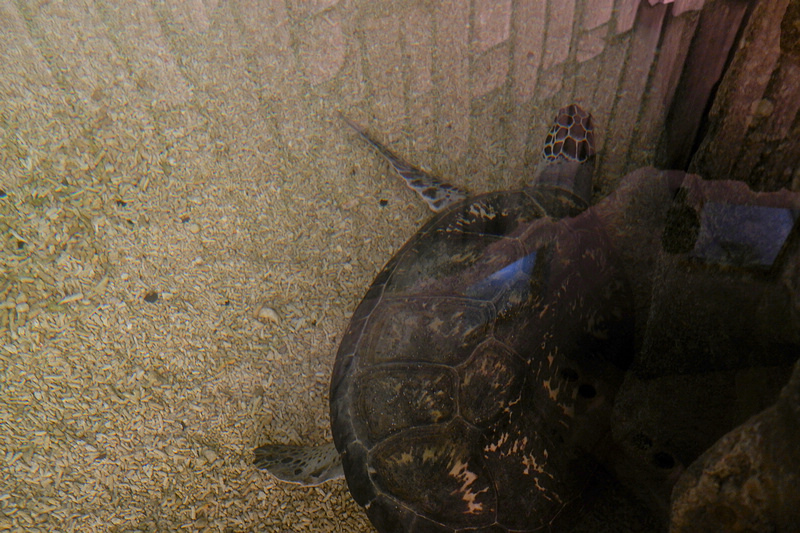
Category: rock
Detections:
[{"x1": 669, "y1": 358, "x2": 800, "y2": 532}]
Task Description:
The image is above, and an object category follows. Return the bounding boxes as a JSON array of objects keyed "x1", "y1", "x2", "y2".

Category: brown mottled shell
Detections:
[{"x1": 330, "y1": 186, "x2": 634, "y2": 532}]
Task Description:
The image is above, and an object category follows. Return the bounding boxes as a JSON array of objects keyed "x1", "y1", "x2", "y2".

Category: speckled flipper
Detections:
[
  {"x1": 253, "y1": 442, "x2": 343, "y2": 486},
  {"x1": 340, "y1": 113, "x2": 468, "y2": 212}
]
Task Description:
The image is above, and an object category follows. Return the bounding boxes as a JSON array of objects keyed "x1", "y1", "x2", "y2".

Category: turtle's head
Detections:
[{"x1": 532, "y1": 104, "x2": 596, "y2": 205}]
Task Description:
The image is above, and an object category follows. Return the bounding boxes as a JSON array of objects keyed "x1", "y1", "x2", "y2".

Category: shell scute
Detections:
[
  {"x1": 458, "y1": 340, "x2": 526, "y2": 428},
  {"x1": 370, "y1": 423, "x2": 497, "y2": 529},
  {"x1": 358, "y1": 298, "x2": 492, "y2": 366},
  {"x1": 355, "y1": 365, "x2": 457, "y2": 442}
]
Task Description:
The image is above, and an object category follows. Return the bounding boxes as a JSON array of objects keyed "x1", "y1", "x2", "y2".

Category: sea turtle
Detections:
[{"x1": 255, "y1": 105, "x2": 638, "y2": 531}]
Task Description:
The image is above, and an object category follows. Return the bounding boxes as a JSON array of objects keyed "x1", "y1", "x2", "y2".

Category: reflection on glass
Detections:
[
  {"x1": 466, "y1": 250, "x2": 538, "y2": 305},
  {"x1": 689, "y1": 202, "x2": 798, "y2": 268}
]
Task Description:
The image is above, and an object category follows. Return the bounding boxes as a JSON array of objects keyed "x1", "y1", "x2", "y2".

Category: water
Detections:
[{"x1": 0, "y1": 1, "x2": 794, "y2": 532}]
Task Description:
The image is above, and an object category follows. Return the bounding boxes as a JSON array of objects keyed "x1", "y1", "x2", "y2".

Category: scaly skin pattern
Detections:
[{"x1": 542, "y1": 104, "x2": 595, "y2": 163}]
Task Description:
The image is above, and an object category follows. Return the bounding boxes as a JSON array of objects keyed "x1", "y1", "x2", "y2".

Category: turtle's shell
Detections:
[{"x1": 330, "y1": 186, "x2": 634, "y2": 532}]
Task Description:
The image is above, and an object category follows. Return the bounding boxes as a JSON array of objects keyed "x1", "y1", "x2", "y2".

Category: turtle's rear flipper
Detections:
[
  {"x1": 339, "y1": 113, "x2": 468, "y2": 212},
  {"x1": 253, "y1": 442, "x2": 343, "y2": 486}
]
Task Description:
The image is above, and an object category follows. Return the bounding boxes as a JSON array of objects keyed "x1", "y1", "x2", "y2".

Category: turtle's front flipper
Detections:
[
  {"x1": 253, "y1": 442, "x2": 343, "y2": 486},
  {"x1": 339, "y1": 113, "x2": 468, "y2": 212}
]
